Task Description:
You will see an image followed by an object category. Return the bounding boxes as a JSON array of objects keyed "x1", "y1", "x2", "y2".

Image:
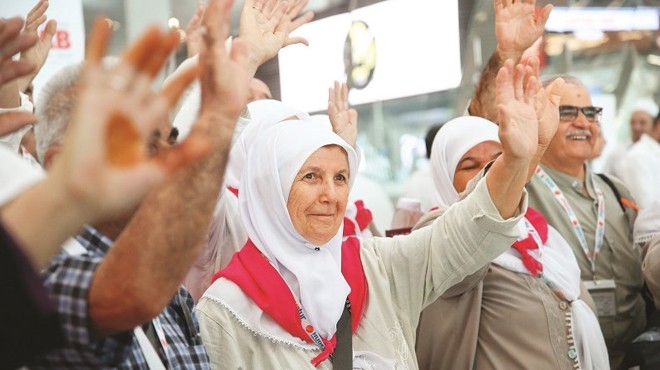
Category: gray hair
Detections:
[
  {"x1": 34, "y1": 62, "x2": 85, "y2": 164},
  {"x1": 541, "y1": 74, "x2": 587, "y2": 90},
  {"x1": 35, "y1": 57, "x2": 119, "y2": 164}
]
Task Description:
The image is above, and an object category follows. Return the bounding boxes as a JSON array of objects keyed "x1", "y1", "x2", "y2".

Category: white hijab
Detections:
[
  {"x1": 431, "y1": 116, "x2": 609, "y2": 370},
  {"x1": 188, "y1": 101, "x2": 310, "y2": 301},
  {"x1": 240, "y1": 120, "x2": 358, "y2": 338},
  {"x1": 429, "y1": 116, "x2": 500, "y2": 211},
  {"x1": 224, "y1": 99, "x2": 310, "y2": 189}
]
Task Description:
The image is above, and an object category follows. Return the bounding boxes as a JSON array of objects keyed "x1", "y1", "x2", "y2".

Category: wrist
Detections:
[
  {"x1": 499, "y1": 151, "x2": 531, "y2": 171},
  {"x1": 234, "y1": 37, "x2": 266, "y2": 75},
  {"x1": 192, "y1": 112, "x2": 238, "y2": 141},
  {"x1": 46, "y1": 172, "x2": 98, "y2": 223},
  {"x1": 495, "y1": 47, "x2": 523, "y2": 63}
]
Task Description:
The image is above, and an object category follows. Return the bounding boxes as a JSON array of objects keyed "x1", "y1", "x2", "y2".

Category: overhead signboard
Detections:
[
  {"x1": 545, "y1": 7, "x2": 659, "y2": 33},
  {"x1": 279, "y1": 0, "x2": 461, "y2": 113}
]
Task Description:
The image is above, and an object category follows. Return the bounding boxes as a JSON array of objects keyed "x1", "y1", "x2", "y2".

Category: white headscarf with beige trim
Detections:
[{"x1": 239, "y1": 120, "x2": 358, "y2": 338}]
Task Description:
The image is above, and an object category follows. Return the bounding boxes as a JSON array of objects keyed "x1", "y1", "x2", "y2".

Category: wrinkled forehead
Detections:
[
  {"x1": 560, "y1": 82, "x2": 593, "y2": 106},
  {"x1": 300, "y1": 144, "x2": 349, "y2": 169}
]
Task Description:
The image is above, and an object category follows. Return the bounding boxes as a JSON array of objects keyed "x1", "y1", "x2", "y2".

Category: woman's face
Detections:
[
  {"x1": 287, "y1": 145, "x2": 350, "y2": 245},
  {"x1": 452, "y1": 141, "x2": 502, "y2": 193}
]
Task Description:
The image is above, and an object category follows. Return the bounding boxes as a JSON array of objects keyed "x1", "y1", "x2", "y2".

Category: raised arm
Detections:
[
  {"x1": 328, "y1": 81, "x2": 357, "y2": 148},
  {"x1": 525, "y1": 56, "x2": 564, "y2": 178},
  {"x1": 0, "y1": 17, "x2": 39, "y2": 135},
  {"x1": 469, "y1": 0, "x2": 551, "y2": 121},
  {"x1": 185, "y1": 0, "x2": 206, "y2": 58},
  {"x1": 16, "y1": 0, "x2": 58, "y2": 93},
  {"x1": 486, "y1": 59, "x2": 545, "y2": 219},
  {"x1": 88, "y1": 0, "x2": 250, "y2": 336},
  {"x1": 237, "y1": 0, "x2": 314, "y2": 78},
  {"x1": 0, "y1": 17, "x2": 38, "y2": 108},
  {"x1": 1, "y1": 18, "x2": 205, "y2": 269}
]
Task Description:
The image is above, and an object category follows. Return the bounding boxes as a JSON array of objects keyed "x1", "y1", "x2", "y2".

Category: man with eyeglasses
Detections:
[
  {"x1": 525, "y1": 76, "x2": 645, "y2": 369},
  {"x1": 467, "y1": 1, "x2": 645, "y2": 368}
]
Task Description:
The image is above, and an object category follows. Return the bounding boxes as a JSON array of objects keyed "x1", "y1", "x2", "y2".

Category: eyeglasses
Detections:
[{"x1": 559, "y1": 105, "x2": 603, "y2": 123}]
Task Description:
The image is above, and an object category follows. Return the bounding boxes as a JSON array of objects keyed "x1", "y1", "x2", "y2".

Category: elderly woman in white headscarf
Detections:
[
  {"x1": 186, "y1": 89, "x2": 375, "y2": 302},
  {"x1": 415, "y1": 116, "x2": 609, "y2": 370},
  {"x1": 196, "y1": 61, "x2": 541, "y2": 369},
  {"x1": 184, "y1": 99, "x2": 310, "y2": 302}
]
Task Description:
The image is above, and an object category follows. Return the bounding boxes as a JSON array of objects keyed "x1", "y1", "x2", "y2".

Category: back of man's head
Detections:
[
  {"x1": 35, "y1": 57, "x2": 119, "y2": 168},
  {"x1": 35, "y1": 62, "x2": 85, "y2": 167}
]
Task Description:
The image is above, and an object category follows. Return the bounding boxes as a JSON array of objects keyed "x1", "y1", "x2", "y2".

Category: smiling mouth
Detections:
[{"x1": 565, "y1": 130, "x2": 592, "y2": 141}]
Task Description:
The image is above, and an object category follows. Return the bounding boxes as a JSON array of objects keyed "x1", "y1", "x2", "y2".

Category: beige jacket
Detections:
[
  {"x1": 414, "y1": 210, "x2": 597, "y2": 370},
  {"x1": 196, "y1": 179, "x2": 524, "y2": 369}
]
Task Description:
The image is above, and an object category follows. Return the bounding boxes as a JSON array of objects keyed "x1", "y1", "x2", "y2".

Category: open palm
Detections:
[
  {"x1": 495, "y1": 0, "x2": 551, "y2": 57},
  {"x1": 496, "y1": 60, "x2": 539, "y2": 160}
]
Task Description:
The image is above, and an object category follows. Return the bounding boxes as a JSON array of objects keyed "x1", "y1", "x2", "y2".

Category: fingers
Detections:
[
  {"x1": 285, "y1": 9, "x2": 314, "y2": 46},
  {"x1": 263, "y1": 0, "x2": 279, "y2": 18},
  {"x1": 270, "y1": 2, "x2": 289, "y2": 32},
  {"x1": 524, "y1": 75, "x2": 538, "y2": 105},
  {"x1": 160, "y1": 64, "x2": 200, "y2": 108},
  {"x1": 25, "y1": 0, "x2": 48, "y2": 30},
  {"x1": 0, "y1": 32, "x2": 37, "y2": 63},
  {"x1": 339, "y1": 81, "x2": 349, "y2": 111},
  {"x1": 546, "y1": 77, "x2": 565, "y2": 106},
  {"x1": 536, "y1": 4, "x2": 553, "y2": 29},
  {"x1": 283, "y1": 36, "x2": 309, "y2": 48},
  {"x1": 203, "y1": 0, "x2": 234, "y2": 46},
  {"x1": 42, "y1": 19, "x2": 57, "y2": 40},
  {"x1": 143, "y1": 30, "x2": 180, "y2": 78},
  {"x1": 513, "y1": 63, "x2": 526, "y2": 101},
  {"x1": 154, "y1": 134, "x2": 211, "y2": 173},
  {"x1": 0, "y1": 17, "x2": 29, "y2": 55},
  {"x1": 494, "y1": 0, "x2": 503, "y2": 11},
  {"x1": 0, "y1": 111, "x2": 37, "y2": 136},
  {"x1": 0, "y1": 60, "x2": 36, "y2": 85},
  {"x1": 287, "y1": 0, "x2": 309, "y2": 19},
  {"x1": 187, "y1": 1, "x2": 206, "y2": 31},
  {"x1": 86, "y1": 17, "x2": 112, "y2": 62},
  {"x1": 495, "y1": 59, "x2": 514, "y2": 110},
  {"x1": 289, "y1": 11, "x2": 314, "y2": 33},
  {"x1": 252, "y1": 0, "x2": 265, "y2": 12},
  {"x1": 121, "y1": 26, "x2": 163, "y2": 71}
]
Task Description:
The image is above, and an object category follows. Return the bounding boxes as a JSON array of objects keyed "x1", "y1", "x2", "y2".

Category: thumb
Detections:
[{"x1": 547, "y1": 78, "x2": 565, "y2": 106}]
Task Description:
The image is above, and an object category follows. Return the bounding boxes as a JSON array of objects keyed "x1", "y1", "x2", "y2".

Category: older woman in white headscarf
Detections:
[
  {"x1": 184, "y1": 99, "x2": 310, "y2": 302},
  {"x1": 195, "y1": 61, "x2": 553, "y2": 369},
  {"x1": 415, "y1": 116, "x2": 609, "y2": 370}
]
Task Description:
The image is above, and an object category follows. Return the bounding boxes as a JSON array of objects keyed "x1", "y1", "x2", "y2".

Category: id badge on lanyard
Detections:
[{"x1": 536, "y1": 167, "x2": 616, "y2": 316}]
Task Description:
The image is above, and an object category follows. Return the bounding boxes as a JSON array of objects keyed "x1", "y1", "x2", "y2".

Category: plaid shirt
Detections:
[{"x1": 29, "y1": 227, "x2": 210, "y2": 369}]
